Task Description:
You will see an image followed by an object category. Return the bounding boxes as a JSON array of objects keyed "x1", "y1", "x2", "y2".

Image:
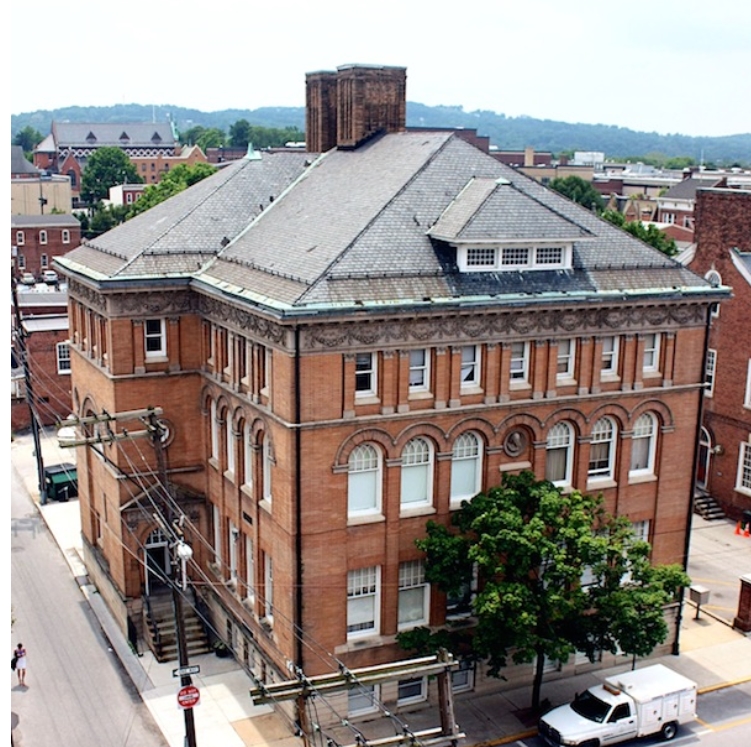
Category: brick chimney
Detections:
[{"x1": 306, "y1": 64, "x2": 407, "y2": 152}]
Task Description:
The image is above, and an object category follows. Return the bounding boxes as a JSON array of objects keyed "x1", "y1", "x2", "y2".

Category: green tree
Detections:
[
  {"x1": 80, "y1": 147, "x2": 142, "y2": 204},
  {"x1": 85, "y1": 203, "x2": 130, "y2": 239},
  {"x1": 127, "y1": 162, "x2": 216, "y2": 217},
  {"x1": 14, "y1": 126, "x2": 44, "y2": 154},
  {"x1": 601, "y1": 210, "x2": 678, "y2": 257},
  {"x1": 549, "y1": 175, "x2": 605, "y2": 212},
  {"x1": 229, "y1": 119, "x2": 253, "y2": 148},
  {"x1": 398, "y1": 472, "x2": 689, "y2": 712}
]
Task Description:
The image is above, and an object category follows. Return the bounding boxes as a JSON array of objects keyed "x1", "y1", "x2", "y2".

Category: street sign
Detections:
[
  {"x1": 172, "y1": 665, "x2": 201, "y2": 677},
  {"x1": 177, "y1": 684, "x2": 200, "y2": 709}
]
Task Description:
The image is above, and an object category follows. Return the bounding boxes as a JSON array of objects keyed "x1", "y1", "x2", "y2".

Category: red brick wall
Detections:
[{"x1": 12, "y1": 222, "x2": 81, "y2": 279}]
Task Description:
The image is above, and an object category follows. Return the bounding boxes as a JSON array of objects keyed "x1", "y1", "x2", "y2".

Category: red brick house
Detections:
[
  {"x1": 11, "y1": 214, "x2": 81, "y2": 281},
  {"x1": 684, "y1": 188, "x2": 751, "y2": 521},
  {"x1": 56, "y1": 64, "x2": 724, "y2": 722}
]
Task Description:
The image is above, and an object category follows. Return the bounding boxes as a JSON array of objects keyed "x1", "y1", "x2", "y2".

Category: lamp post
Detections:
[{"x1": 173, "y1": 538, "x2": 197, "y2": 747}]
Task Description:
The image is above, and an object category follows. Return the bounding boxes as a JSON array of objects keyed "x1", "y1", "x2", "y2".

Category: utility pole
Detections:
[
  {"x1": 250, "y1": 652, "x2": 463, "y2": 747},
  {"x1": 12, "y1": 279, "x2": 45, "y2": 500},
  {"x1": 146, "y1": 409, "x2": 198, "y2": 747}
]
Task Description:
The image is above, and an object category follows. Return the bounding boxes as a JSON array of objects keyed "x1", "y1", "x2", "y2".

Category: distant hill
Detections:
[{"x1": 11, "y1": 103, "x2": 751, "y2": 166}]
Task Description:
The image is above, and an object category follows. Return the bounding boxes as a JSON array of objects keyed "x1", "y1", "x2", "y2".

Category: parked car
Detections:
[
  {"x1": 19, "y1": 272, "x2": 36, "y2": 285},
  {"x1": 41, "y1": 269, "x2": 59, "y2": 284}
]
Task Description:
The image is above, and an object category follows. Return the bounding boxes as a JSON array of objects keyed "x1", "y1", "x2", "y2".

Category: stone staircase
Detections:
[
  {"x1": 693, "y1": 491, "x2": 726, "y2": 520},
  {"x1": 143, "y1": 590, "x2": 211, "y2": 663}
]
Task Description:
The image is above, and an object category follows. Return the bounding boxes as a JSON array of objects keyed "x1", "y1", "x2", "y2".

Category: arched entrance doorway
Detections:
[{"x1": 696, "y1": 426, "x2": 712, "y2": 490}]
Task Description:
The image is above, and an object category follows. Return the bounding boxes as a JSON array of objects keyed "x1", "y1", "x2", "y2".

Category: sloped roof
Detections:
[
  {"x1": 662, "y1": 176, "x2": 723, "y2": 200},
  {"x1": 50, "y1": 122, "x2": 177, "y2": 149},
  {"x1": 10, "y1": 145, "x2": 41, "y2": 175},
  {"x1": 58, "y1": 132, "x2": 718, "y2": 315}
]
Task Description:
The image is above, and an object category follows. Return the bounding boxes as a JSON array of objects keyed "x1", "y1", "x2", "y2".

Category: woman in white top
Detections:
[{"x1": 14, "y1": 643, "x2": 27, "y2": 686}]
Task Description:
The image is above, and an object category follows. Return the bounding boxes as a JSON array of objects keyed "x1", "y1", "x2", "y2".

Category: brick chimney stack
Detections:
[{"x1": 306, "y1": 64, "x2": 407, "y2": 152}]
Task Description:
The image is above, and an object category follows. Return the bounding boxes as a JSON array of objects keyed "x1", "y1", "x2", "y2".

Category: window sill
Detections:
[
  {"x1": 556, "y1": 377, "x2": 577, "y2": 387},
  {"x1": 408, "y1": 390, "x2": 433, "y2": 400},
  {"x1": 336, "y1": 635, "x2": 388, "y2": 654},
  {"x1": 400, "y1": 505, "x2": 437, "y2": 519},
  {"x1": 355, "y1": 395, "x2": 380, "y2": 405},
  {"x1": 347, "y1": 512, "x2": 385, "y2": 526},
  {"x1": 500, "y1": 460, "x2": 532, "y2": 473},
  {"x1": 240, "y1": 483, "x2": 253, "y2": 498},
  {"x1": 586, "y1": 477, "x2": 617, "y2": 490},
  {"x1": 259, "y1": 498, "x2": 272, "y2": 513},
  {"x1": 460, "y1": 385, "x2": 483, "y2": 396},
  {"x1": 628, "y1": 471, "x2": 657, "y2": 485},
  {"x1": 145, "y1": 355, "x2": 168, "y2": 364},
  {"x1": 224, "y1": 469, "x2": 236, "y2": 483},
  {"x1": 600, "y1": 373, "x2": 620, "y2": 383},
  {"x1": 509, "y1": 380, "x2": 531, "y2": 391}
]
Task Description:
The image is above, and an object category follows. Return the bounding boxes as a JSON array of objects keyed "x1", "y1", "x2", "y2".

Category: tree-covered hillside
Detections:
[{"x1": 11, "y1": 102, "x2": 751, "y2": 166}]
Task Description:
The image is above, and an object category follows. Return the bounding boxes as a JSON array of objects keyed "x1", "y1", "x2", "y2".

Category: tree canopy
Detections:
[
  {"x1": 398, "y1": 471, "x2": 689, "y2": 712},
  {"x1": 601, "y1": 210, "x2": 678, "y2": 256},
  {"x1": 14, "y1": 126, "x2": 44, "y2": 154},
  {"x1": 80, "y1": 146, "x2": 142, "y2": 204},
  {"x1": 127, "y1": 162, "x2": 217, "y2": 217},
  {"x1": 549, "y1": 175, "x2": 605, "y2": 212}
]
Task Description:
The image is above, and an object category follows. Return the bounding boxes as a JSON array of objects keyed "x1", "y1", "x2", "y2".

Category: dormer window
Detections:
[{"x1": 457, "y1": 244, "x2": 571, "y2": 272}]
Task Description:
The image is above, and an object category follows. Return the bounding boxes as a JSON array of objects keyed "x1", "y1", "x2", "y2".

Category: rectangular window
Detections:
[
  {"x1": 245, "y1": 535, "x2": 255, "y2": 605},
  {"x1": 466, "y1": 247, "x2": 497, "y2": 267},
  {"x1": 510, "y1": 341, "x2": 529, "y2": 383},
  {"x1": 460, "y1": 345, "x2": 480, "y2": 388},
  {"x1": 144, "y1": 318, "x2": 166, "y2": 358},
  {"x1": 397, "y1": 677, "x2": 427, "y2": 705},
  {"x1": 62, "y1": 229, "x2": 70, "y2": 244},
  {"x1": 535, "y1": 246, "x2": 563, "y2": 265},
  {"x1": 347, "y1": 566, "x2": 380, "y2": 639},
  {"x1": 16, "y1": 231, "x2": 25, "y2": 246},
  {"x1": 398, "y1": 560, "x2": 429, "y2": 630},
  {"x1": 39, "y1": 230, "x2": 48, "y2": 245},
  {"x1": 737, "y1": 440, "x2": 751, "y2": 495},
  {"x1": 745, "y1": 360, "x2": 751, "y2": 409},
  {"x1": 263, "y1": 555, "x2": 273, "y2": 623},
  {"x1": 642, "y1": 333, "x2": 661, "y2": 373},
  {"x1": 41, "y1": 254, "x2": 49, "y2": 268},
  {"x1": 601, "y1": 336, "x2": 619, "y2": 375},
  {"x1": 355, "y1": 352, "x2": 376, "y2": 397},
  {"x1": 348, "y1": 685, "x2": 379, "y2": 716},
  {"x1": 501, "y1": 247, "x2": 530, "y2": 266},
  {"x1": 56, "y1": 342, "x2": 71, "y2": 374},
  {"x1": 409, "y1": 349, "x2": 430, "y2": 391},
  {"x1": 705, "y1": 349, "x2": 716, "y2": 397},
  {"x1": 556, "y1": 339, "x2": 575, "y2": 380},
  {"x1": 451, "y1": 659, "x2": 475, "y2": 693}
]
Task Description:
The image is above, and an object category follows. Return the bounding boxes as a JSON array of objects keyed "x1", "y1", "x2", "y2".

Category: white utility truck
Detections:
[{"x1": 538, "y1": 664, "x2": 697, "y2": 747}]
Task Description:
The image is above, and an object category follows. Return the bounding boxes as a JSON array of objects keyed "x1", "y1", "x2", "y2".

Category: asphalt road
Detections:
[{"x1": 10, "y1": 464, "x2": 168, "y2": 747}]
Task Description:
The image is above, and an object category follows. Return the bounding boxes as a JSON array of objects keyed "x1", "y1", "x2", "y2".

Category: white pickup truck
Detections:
[{"x1": 538, "y1": 664, "x2": 697, "y2": 747}]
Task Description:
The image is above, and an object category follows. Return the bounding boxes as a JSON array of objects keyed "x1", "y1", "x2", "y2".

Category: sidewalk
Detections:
[{"x1": 11, "y1": 429, "x2": 751, "y2": 747}]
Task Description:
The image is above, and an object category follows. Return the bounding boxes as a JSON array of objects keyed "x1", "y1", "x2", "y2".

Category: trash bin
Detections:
[
  {"x1": 43, "y1": 463, "x2": 78, "y2": 502},
  {"x1": 742, "y1": 510, "x2": 751, "y2": 531}
]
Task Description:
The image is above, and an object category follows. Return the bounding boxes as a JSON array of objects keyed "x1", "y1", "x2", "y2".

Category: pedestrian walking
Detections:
[{"x1": 13, "y1": 643, "x2": 27, "y2": 686}]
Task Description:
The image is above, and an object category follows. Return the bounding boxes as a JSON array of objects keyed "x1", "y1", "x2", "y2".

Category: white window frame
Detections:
[
  {"x1": 546, "y1": 422, "x2": 573, "y2": 487},
  {"x1": 226, "y1": 418, "x2": 236, "y2": 475},
  {"x1": 243, "y1": 422, "x2": 253, "y2": 490},
  {"x1": 398, "y1": 560, "x2": 430, "y2": 630},
  {"x1": 355, "y1": 352, "x2": 377, "y2": 397},
  {"x1": 745, "y1": 360, "x2": 751, "y2": 409},
  {"x1": 705, "y1": 349, "x2": 717, "y2": 397},
  {"x1": 228, "y1": 520, "x2": 239, "y2": 586},
  {"x1": 262, "y1": 437, "x2": 273, "y2": 504},
  {"x1": 40, "y1": 253, "x2": 48, "y2": 268},
  {"x1": 556, "y1": 339, "x2": 575, "y2": 380},
  {"x1": 629, "y1": 413, "x2": 657, "y2": 476},
  {"x1": 397, "y1": 676, "x2": 428, "y2": 705},
  {"x1": 509, "y1": 341, "x2": 530, "y2": 384},
  {"x1": 56, "y1": 342, "x2": 71, "y2": 374},
  {"x1": 348, "y1": 684, "x2": 380, "y2": 716},
  {"x1": 409, "y1": 348, "x2": 430, "y2": 392},
  {"x1": 348, "y1": 443, "x2": 382, "y2": 516},
  {"x1": 451, "y1": 659, "x2": 475, "y2": 693},
  {"x1": 400, "y1": 438, "x2": 433, "y2": 509},
  {"x1": 450, "y1": 432, "x2": 482, "y2": 506},
  {"x1": 642, "y1": 332, "x2": 661, "y2": 374},
  {"x1": 736, "y1": 439, "x2": 751, "y2": 496},
  {"x1": 705, "y1": 270, "x2": 721, "y2": 318},
  {"x1": 465, "y1": 246, "x2": 497, "y2": 269},
  {"x1": 210, "y1": 399, "x2": 219, "y2": 461},
  {"x1": 601, "y1": 336, "x2": 620, "y2": 376},
  {"x1": 144, "y1": 318, "x2": 166, "y2": 359},
  {"x1": 39, "y1": 229, "x2": 48, "y2": 245},
  {"x1": 588, "y1": 417, "x2": 616, "y2": 481},
  {"x1": 16, "y1": 231, "x2": 24, "y2": 246},
  {"x1": 245, "y1": 535, "x2": 255, "y2": 605},
  {"x1": 263, "y1": 554, "x2": 273, "y2": 624},
  {"x1": 62, "y1": 229, "x2": 71, "y2": 244},
  {"x1": 460, "y1": 345, "x2": 480, "y2": 388},
  {"x1": 213, "y1": 504, "x2": 222, "y2": 567},
  {"x1": 347, "y1": 566, "x2": 380, "y2": 640}
]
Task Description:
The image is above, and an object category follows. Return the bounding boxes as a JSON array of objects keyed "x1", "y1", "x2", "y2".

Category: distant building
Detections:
[
  {"x1": 11, "y1": 214, "x2": 81, "y2": 280},
  {"x1": 11, "y1": 145, "x2": 73, "y2": 215}
]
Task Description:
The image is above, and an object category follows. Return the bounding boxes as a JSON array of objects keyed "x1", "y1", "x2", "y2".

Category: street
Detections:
[{"x1": 10, "y1": 463, "x2": 167, "y2": 747}]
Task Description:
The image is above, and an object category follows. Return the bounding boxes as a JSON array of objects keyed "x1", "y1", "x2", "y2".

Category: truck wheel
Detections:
[{"x1": 661, "y1": 722, "x2": 678, "y2": 741}]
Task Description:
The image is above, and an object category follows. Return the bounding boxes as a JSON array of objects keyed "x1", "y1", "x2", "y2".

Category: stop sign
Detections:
[{"x1": 177, "y1": 684, "x2": 200, "y2": 709}]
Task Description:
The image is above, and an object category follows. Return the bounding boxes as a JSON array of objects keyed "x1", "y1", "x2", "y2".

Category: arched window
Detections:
[
  {"x1": 630, "y1": 413, "x2": 657, "y2": 475},
  {"x1": 348, "y1": 443, "x2": 382, "y2": 515},
  {"x1": 210, "y1": 400, "x2": 219, "y2": 460},
  {"x1": 589, "y1": 417, "x2": 616, "y2": 480},
  {"x1": 243, "y1": 422, "x2": 253, "y2": 489},
  {"x1": 262, "y1": 436, "x2": 273, "y2": 504},
  {"x1": 226, "y1": 416, "x2": 235, "y2": 474},
  {"x1": 450, "y1": 432, "x2": 482, "y2": 505},
  {"x1": 546, "y1": 422, "x2": 574, "y2": 487},
  {"x1": 696, "y1": 426, "x2": 711, "y2": 489},
  {"x1": 400, "y1": 438, "x2": 433, "y2": 508}
]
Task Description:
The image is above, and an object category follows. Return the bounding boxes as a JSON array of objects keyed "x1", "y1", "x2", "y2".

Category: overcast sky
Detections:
[{"x1": 10, "y1": 0, "x2": 751, "y2": 137}]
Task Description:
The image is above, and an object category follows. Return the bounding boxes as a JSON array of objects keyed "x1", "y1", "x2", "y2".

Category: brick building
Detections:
[
  {"x1": 685, "y1": 188, "x2": 751, "y2": 521},
  {"x1": 56, "y1": 64, "x2": 724, "y2": 721},
  {"x1": 11, "y1": 214, "x2": 81, "y2": 280}
]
